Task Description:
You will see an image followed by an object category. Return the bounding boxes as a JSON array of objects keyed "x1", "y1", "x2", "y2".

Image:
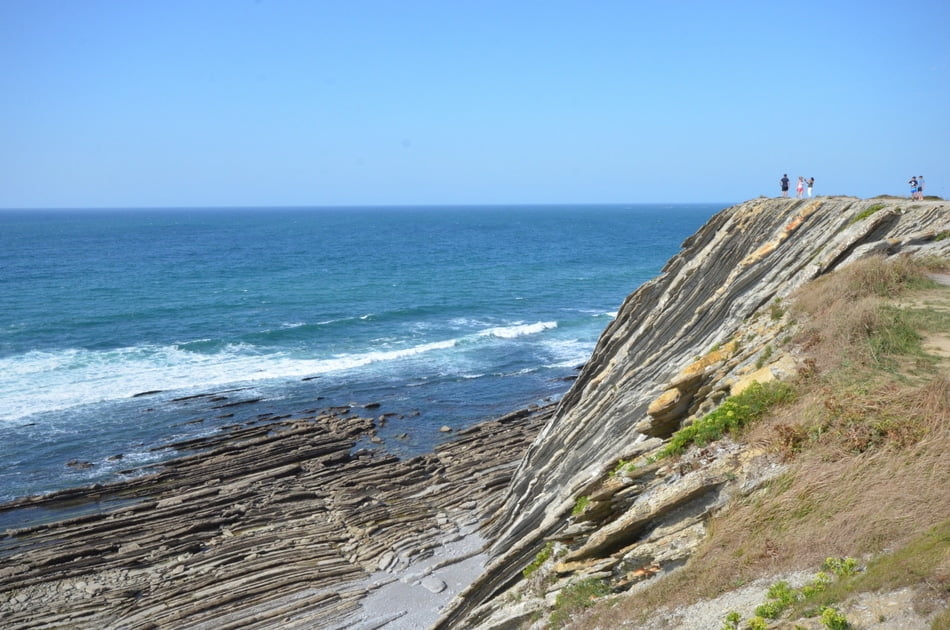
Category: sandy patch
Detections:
[{"x1": 335, "y1": 526, "x2": 488, "y2": 630}]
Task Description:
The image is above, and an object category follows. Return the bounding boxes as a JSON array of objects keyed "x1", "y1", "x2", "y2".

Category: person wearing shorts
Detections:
[{"x1": 780, "y1": 174, "x2": 789, "y2": 198}]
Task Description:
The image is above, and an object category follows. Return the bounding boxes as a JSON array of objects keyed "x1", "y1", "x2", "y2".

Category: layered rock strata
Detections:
[
  {"x1": 0, "y1": 403, "x2": 551, "y2": 629},
  {"x1": 436, "y1": 197, "x2": 950, "y2": 628}
]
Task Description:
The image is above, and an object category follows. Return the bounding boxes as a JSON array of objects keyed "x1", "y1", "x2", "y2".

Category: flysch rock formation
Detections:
[
  {"x1": 1, "y1": 197, "x2": 946, "y2": 630},
  {"x1": 0, "y1": 400, "x2": 551, "y2": 629},
  {"x1": 434, "y1": 197, "x2": 950, "y2": 629}
]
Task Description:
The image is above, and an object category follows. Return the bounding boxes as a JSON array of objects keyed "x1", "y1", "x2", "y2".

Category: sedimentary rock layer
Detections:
[
  {"x1": 0, "y1": 404, "x2": 550, "y2": 629},
  {"x1": 436, "y1": 197, "x2": 950, "y2": 628}
]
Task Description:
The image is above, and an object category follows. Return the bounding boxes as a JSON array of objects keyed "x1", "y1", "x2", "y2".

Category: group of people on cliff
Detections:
[
  {"x1": 780, "y1": 174, "x2": 814, "y2": 199},
  {"x1": 909, "y1": 175, "x2": 925, "y2": 199}
]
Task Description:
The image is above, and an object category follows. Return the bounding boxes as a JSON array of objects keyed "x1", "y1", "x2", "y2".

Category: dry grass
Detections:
[{"x1": 575, "y1": 256, "x2": 950, "y2": 628}]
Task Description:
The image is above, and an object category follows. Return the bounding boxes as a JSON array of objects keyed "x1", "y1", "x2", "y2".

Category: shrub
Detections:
[
  {"x1": 820, "y1": 606, "x2": 850, "y2": 629},
  {"x1": 722, "y1": 610, "x2": 741, "y2": 629},
  {"x1": 822, "y1": 557, "x2": 858, "y2": 577},
  {"x1": 660, "y1": 381, "x2": 796, "y2": 457}
]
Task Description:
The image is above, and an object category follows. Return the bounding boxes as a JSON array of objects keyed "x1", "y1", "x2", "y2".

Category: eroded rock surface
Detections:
[
  {"x1": 0, "y1": 404, "x2": 550, "y2": 629},
  {"x1": 436, "y1": 197, "x2": 950, "y2": 629}
]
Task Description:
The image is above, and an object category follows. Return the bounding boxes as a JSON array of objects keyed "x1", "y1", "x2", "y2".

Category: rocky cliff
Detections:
[
  {"x1": 437, "y1": 196, "x2": 950, "y2": 628},
  {"x1": 1, "y1": 197, "x2": 946, "y2": 630}
]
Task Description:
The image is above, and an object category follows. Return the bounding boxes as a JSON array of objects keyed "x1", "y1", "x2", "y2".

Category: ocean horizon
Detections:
[{"x1": 0, "y1": 203, "x2": 724, "y2": 503}]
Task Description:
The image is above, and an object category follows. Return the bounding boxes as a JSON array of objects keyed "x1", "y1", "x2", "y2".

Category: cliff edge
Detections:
[{"x1": 437, "y1": 196, "x2": 950, "y2": 629}]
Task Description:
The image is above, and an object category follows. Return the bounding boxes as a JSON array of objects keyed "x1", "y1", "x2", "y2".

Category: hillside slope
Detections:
[{"x1": 436, "y1": 196, "x2": 950, "y2": 629}]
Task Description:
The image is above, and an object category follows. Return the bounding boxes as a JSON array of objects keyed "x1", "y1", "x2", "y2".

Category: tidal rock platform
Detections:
[{"x1": 0, "y1": 403, "x2": 550, "y2": 629}]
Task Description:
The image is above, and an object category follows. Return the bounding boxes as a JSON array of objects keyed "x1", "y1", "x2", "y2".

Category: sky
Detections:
[{"x1": 2, "y1": 0, "x2": 948, "y2": 208}]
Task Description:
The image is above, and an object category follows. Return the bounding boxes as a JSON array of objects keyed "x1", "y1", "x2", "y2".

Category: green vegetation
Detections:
[
  {"x1": 549, "y1": 578, "x2": 610, "y2": 629},
  {"x1": 850, "y1": 203, "x2": 886, "y2": 224},
  {"x1": 769, "y1": 298, "x2": 786, "y2": 321},
  {"x1": 755, "y1": 344, "x2": 773, "y2": 369},
  {"x1": 571, "y1": 495, "x2": 590, "y2": 516},
  {"x1": 522, "y1": 541, "x2": 554, "y2": 578},
  {"x1": 659, "y1": 381, "x2": 796, "y2": 457},
  {"x1": 820, "y1": 606, "x2": 850, "y2": 629},
  {"x1": 722, "y1": 560, "x2": 857, "y2": 629},
  {"x1": 788, "y1": 522, "x2": 950, "y2": 623},
  {"x1": 611, "y1": 458, "x2": 639, "y2": 477},
  {"x1": 548, "y1": 257, "x2": 950, "y2": 629},
  {"x1": 721, "y1": 610, "x2": 741, "y2": 629}
]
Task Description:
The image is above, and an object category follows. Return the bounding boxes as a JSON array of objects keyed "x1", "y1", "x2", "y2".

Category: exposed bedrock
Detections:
[
  {"x1": 0, "y1": 404, "x2": 551, "y2": 629},
  {"x1": 435, "y1": 197, "x2": 950, "y2": 628}
]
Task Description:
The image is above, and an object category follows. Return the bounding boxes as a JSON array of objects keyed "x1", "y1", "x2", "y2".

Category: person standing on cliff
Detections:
[
  {"x1": 806, "y1": 177, "x2": 814, "y2": 197},
  {"x1": 917, "y1": 175, "x2": 925, "y2": 199},
  {"x1": 909, "y1": 176, "x2": 918, "y2": 199},
  {"x1": 780, "y1": 174, "x2": 789, "y2": 198},
  {"x1": 796, "y1": 176, "x2": 805, "y2": 198}
]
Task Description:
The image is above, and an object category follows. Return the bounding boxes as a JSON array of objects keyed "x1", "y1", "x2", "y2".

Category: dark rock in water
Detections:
[
  {"x1": 363, "y1": 401, "x2": 381, "y2": 409},
  {"x1": 301, "y1": 375, "x2": 321, "y2": 381},
  {"x1": 211, "y1": 397, "x2": 263, "y2": 409},
  {"x1": 131, "y1": 390, "x2": 163, "y2": 398},
  {"x1": 106, "y1": 454, "x2": 124, "y2": 462},
  {"x1": 66, "y1": 460, "x2": 94, "y2": 470}
]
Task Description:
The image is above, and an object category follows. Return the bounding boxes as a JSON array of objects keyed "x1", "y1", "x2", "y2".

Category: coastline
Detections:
[{"x1": 0, "y1": 400, "x2": 552, "y2": 629}]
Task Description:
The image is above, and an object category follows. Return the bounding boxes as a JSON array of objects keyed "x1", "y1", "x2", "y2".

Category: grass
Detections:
[
  {"x1": 549, "y1": 578, "x2": 610, "y2": 629},
  {"x1": 850, "y1": 203, "x2": 886, "y2": 224},
  {"x1": 788, "y1": 521, "x2": 950, "y2": 622},
  {"x1": 573, "y1": 256, "x2": 950, "y2": 629}
]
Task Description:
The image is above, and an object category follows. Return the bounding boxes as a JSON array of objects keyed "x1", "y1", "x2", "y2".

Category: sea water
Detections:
[{"x1": 0, "y1": 204, "x2": 721, "y2": 502}]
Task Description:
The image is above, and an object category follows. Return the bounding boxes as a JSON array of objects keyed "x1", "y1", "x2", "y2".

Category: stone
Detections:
[{"x1": 421, "y1": 575, "x2": 447, "y2": 593}]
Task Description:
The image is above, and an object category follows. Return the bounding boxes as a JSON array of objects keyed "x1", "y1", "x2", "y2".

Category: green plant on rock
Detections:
[
  {"x1": 755, "y1": 579, "x2": 799, "y2": 619},
  {"x1": 755, "y1": 344, "x2": 774, "y2": 369},
  {"x1": 660, "y1": 381, "x2": 796, "y2": 457},
  {"x1": 746, "y1": 616, "x2": 768, "y2": 630},
  {"x1": 548, "y1": 578, "x2": 610, "y2": 629},
  {"x1": 571, "y1": 495, "x2": 590, "y2": 516},
  {"x1": 800, "y1": 571, "x2": 832, "y2": 598},
  {"x1": 821, "y1": 557, "x2": 858, "y2": 578},
  {"x1": 819, "y1": 606, "x2": 850, "y2": 629},
  {"x1": 611, "y1": 458, "x2": 642, "y2": 477},
  {"x1": 850, "y1": 203, "x2": 885, "y2": 224},
  {"x1": 522, "y1": 541, "x2": 554, "y2": 578},
  {"x1": 722, "y1": 610, "x2": 742, "y2": 629}
]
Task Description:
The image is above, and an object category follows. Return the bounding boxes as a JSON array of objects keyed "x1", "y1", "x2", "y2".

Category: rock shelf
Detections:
[{"x1": 0, "y1": 403, "x2": 551, "y2": 629}]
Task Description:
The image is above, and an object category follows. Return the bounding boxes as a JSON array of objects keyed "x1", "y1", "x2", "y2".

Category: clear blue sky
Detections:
[{"x1": 2, "y1": 0, "x2": 948, "y2": 208}]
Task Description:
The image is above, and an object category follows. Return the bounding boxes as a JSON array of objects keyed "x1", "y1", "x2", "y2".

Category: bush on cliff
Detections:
[{"x1": 659, "y1": 381, "x2": 796, "y2": 458}]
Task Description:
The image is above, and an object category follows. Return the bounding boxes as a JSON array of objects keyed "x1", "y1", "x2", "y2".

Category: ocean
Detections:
[{"x1": 0, "y1": 204, "x2": 720, "y2": 504}]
